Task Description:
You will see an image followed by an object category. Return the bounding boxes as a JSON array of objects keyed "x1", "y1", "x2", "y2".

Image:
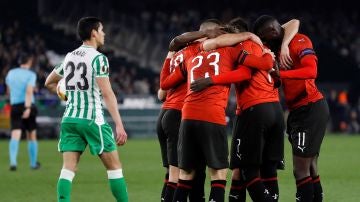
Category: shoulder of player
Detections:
[
  {"x1": 5, "y1": 69, "x2": 14, "y2": 79},
  {"x1": 231, "y1": 40, "x2": 262, "y2": 55},
  {"x1": 232, "y1": 40, "x2": 255, "y2": 50},
  {"x1": 177, "y1": 41, "x2": 201, "y2": 57},
  {"x1": 173, "y1": 49, "x2": 184, "y2": 57},
  {"x1": 187, "y1": 41, "x2": 202, "y2": 50},
  {"x1": 91, "y1": 53, "x2": 108, "y2": 67},
  {"x1": 290, "y1": 33, "x2": 312, "y2": 45},
  {"x1": 19, "y1": 68, "x2": 36, "y2": 76}
]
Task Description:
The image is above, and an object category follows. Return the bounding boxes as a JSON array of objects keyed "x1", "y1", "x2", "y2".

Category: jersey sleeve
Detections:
[
  {"x1": 280, "y1": 55, "x2": 318, "y2": 79},
  {"x1": 293, "y1": 35, "x2": 317, "y2": 60},
  {"x1": 211, "y1": 65, "x2": 251, "y2": 84},
  {"x1": 228, "y1": 43, "x2": 244, "y2": 61},
  {"x1": 54, "y1": 62, "x2": 64, "y2": 77},
  {"x1": 159, "y1": 58, "x2": 172, "y2": 86},
  {"x1": 238, "y1": 41, "x2": 273, "y2": 70},
  {"x1": 28, "y1": 72, "x2": 37, "y2": 87},
  {"x1": 93, "y1": 54, "x2": 110, "y2": 77},
  {"x1": 160, "y1": 51, "x2": 186, "y2": 90},
  {"x1": 160, "y1": 64, "x2": 186, "y2": 90},
  {"x1": 281, "y1": 35, "x2": 318, "y2": 79}
]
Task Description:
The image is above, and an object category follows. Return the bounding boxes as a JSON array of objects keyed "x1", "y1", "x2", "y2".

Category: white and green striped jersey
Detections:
[{"x1": 54, "y1": 45, "x2": 110, "y2": 125}]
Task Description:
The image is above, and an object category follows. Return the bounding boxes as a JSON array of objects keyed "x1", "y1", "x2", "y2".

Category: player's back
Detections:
[
  {"x1": 6, "y1": 68, "x2": 36, "y2": 105},
  {"x1": 182, "y1": 45, "x2": 240, "y2": 125},
  {"x1": 235, "y1": 40, "x2": 279, "y2": 113},
  {"x1": 58, "y1": 45, "x2": 109, "y2": 124}
]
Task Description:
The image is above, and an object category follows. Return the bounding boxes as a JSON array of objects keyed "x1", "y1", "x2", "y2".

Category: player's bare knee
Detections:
[
  {"x1": 27, "y1": 131, "x2": 37, "y2": 140},
  {"x1": 179, "y1": 169, "x2": 195, "y2": 180},
  {"x1": 209, "y1": 168, "x2": 227, "y2": 180},
  {"x1": 11, "y1": 130, "x2": 22, "y2": 140},
  {"x1": 293, "y1": 167, "x2": 310, "y2": 180},
  {"x1": 62, "y1": 164, "x2": 78, "y2": 173},
  {"x1": 100, "y1": 151, "x2": 122, "y2": 170},
  {"x1": 231, "y1": 168, "x2": 241, "y2": 180},
  {"x1": 168, "y1": 165, "x2": 180, "y2": 182},
  {"x1": 310, "y1": 158, "x2": 318, "y2": 176}
]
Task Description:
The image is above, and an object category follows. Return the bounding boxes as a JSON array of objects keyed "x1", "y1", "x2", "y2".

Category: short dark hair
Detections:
[
  {"x1": 228, "y1": 17, "x2": 249, "y2": 33},
  {"x1": 18, "y1": 52, "x2": 33, "y2": 65},
  {"x1": 201, "y1": 18, "x2": 223, "y2": 26},
  {"x1": 199, "y1": 18, "x2": 223, "y2": 31},
  {"x1": 252, "y1": 15, "x2": 276, "y2": 35},
  {"x1": 77, "y1": 17, "x2": 102, "y2": 41}
]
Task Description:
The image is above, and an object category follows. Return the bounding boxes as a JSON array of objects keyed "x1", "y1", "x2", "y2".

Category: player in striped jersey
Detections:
[{"x1": 45, "y1": 17, "x2": 128, "y2": 202}]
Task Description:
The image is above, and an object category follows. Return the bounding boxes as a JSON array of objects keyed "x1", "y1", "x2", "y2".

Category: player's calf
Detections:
[
  {"x1": 57, "y1": 168, "x2": 75, "y2": 202},
  {"x1": 261, "y1": 161, "x2": 280, "y2": 201},
  {"x1": 107, "y1": 169, "x2": 128, "y2": 202},
  {"x1": 209, "y1": 168, "x2": 227, "y2": 202},
  {"x1": 242, "y1": 167, "x2": 272, "y2": 202},
  {"x1": 229, "y1": 168, "x2": 246, "y2": 202}
]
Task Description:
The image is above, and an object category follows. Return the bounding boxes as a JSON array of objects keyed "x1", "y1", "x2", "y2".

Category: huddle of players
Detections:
[{"x1": 157, "y1": 15, "x2": 329, "y2": 202}]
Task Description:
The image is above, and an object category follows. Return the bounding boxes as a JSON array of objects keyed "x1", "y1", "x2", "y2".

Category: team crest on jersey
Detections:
[{"x1": 101, "y1": 65, "x2": 109, "y2": 74}]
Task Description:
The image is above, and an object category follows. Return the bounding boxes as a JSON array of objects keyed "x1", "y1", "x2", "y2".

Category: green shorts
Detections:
[{"x1": 58, "y1": 120, "x2": 117, "y2": 155}]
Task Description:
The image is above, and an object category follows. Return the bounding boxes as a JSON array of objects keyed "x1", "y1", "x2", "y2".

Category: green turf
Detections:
[{"x1": 0, "y1": 134, "x2": 359, "y2": 201}]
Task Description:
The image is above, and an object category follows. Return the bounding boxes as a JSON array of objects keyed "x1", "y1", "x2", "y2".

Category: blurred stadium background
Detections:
[
  {"x1": 0, "y1": 0, "x2": 359, "y2": 201},
  {"x1": 0, "y1": 0, "x2": 359, "y2": 138}
]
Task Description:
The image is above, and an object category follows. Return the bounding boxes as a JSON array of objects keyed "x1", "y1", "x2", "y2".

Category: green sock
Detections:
[
  {"x1": 109, "y1": 178, "x2": 128, "y2": 202},
  {"x1": 57, "y1": 178, "x2": 72, "y2": 202}
]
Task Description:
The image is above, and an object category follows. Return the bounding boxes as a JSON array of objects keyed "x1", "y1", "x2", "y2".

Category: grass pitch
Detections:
[{"x1": 0, "y1": 134, "x2": 359, "y2": 202}]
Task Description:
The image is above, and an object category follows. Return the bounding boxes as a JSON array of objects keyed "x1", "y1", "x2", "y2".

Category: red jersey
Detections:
[
  {"x1": 280, "y1": 33, "x2": 323, "y2": 110},
  {"x1": 159, "y1": 51, "x2": 187, "y2": 110},
  {"x1": 182, "y1": 43, "x2": 250, "y2": 125},
  {"x1": 160, "y1": 41, "x2": 202, "y2": 99},
  {"x1": 234, "y1": 40, "x2": 280, "y2": 114}
]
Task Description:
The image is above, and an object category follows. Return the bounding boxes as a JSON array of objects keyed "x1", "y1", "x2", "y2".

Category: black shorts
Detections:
[
  {"x1": 156, "y1": 109, "x2": 168, "y2": 167},
  {"x1": 178, "y1": 120, "x2": 228, "y2": 171},
  {"x1": 156, "y1": 109, "x2": 182, "y2": 167},
  {"x1": 287, "y1": 99, "x2": 329, "y2": 157},
  {"x1": 10, "y1": 103, "x2": 38, "y2": 131},
  {"x1": 163, "y1": 109, "x2": 182, "y2": 166},
  {"x1": 230, "y1": 102, "x2": 285, "y2": 169}
]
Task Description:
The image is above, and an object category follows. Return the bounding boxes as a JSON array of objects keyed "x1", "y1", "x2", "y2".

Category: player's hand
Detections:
[
  {"x1": 22, "y1": 108, "x2": 31, "y2": 119},
  {"x1": 269, "y1": 60, "x2": 280, "y2": 78},
  {"x1": 279, "y1": 45, "x2": 293, "y2": 69},
  {"x1": 205, "y1": 28, "x2": 226, "y2": 39},
  {"x1": 190, "y1": 77, "x2": 213, "y2": 92},
  {"x1": 269, "y1": 68, "x2": 280, "y2": 79},
  {"x1": 249, "y1": 33, "x2": 263, "y2": 47},
  {"x1": 263, "y1": 48, "x2": 276, "y2": 61},
  {"x1": 269, "y1": 61, "x2": 282, "y2": 88},
  {"x1": 115, "y1": 125, "x2": 127, "y2": 146}
]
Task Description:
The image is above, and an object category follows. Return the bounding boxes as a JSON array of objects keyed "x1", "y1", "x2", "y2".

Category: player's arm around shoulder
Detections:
[
  {"x1": 280, "y1": 19, "x2": 300, "y2": 68},
  {"x1": 95, "y1": 61, "x2": 127, "y2": 146},
  {"x1": 202, "y1": 32, "x2": 262, "y2": 51},
  {"x1": 169, "y1": 29, "x2": 225, "y2": 51}
]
